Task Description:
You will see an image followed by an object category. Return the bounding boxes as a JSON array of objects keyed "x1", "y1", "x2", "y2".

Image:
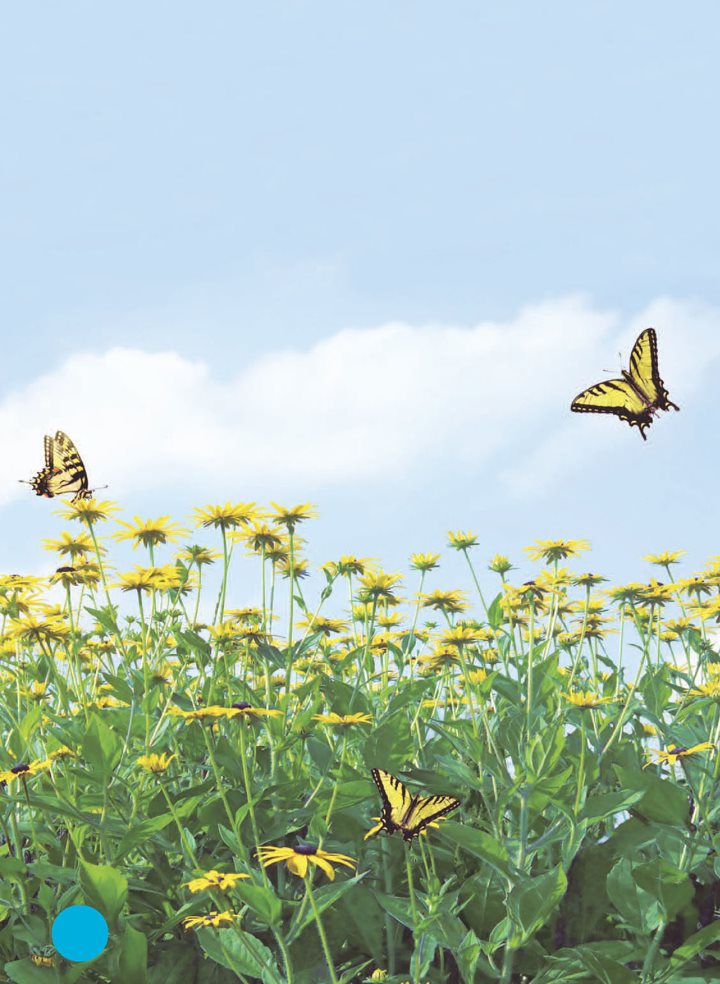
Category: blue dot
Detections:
[{"x1": 51, "y1": 905, "x2": 108, "y2": 962}]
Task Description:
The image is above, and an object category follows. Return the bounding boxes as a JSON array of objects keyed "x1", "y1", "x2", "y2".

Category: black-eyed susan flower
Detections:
[
  {"x1": 42, "y1": 530, "x2": 99, "y2": 560},
  {"x1": 357, "y1": 571, "x2": 403, "y2": 605},
  {"x1": 524, "y1": 539, "x2": 590, "y2": 563},
  {"x1": 182, "y1": 910, "x2": 239, "y2": 930},
  {"x1": 137, "y1": 752, "x2": 175, "y2": 773},
  {"x1": 409, "y1": 552, "x2": 440, "y2": 573},
  {"x1": 176, "y1": 544, "x2": 222, "y2": 568},
  {"x1": 643, "y1": 742, "x2": 714, "y2": 768},
  {"x1": 419, "y1": 589, "x2": 468, "y2": 616},
  {"x1": 311, "y1": 712, "x2": 373, "y2": 727},
  {"x1": 562, "y1": 691, "x2": 616, "y2": 709},
  {"x1": 645, "y1": 550, "x2": 685, "y2": 568},
  {"x1": 323, "y1": 555, "x2": 376, "y2": 579},
  {"x1": 447, "y1": 530, "x2": 479, "y2": 551},
  {"x1": 488, "y1": 554, "x2": 514, "y2": 575},
  {"x1": 572, "y1": 572, "x2": 608, "y2": 588},
  {"x1": 256, "y1": 842, "x2": 356, "y2": 881},
  {"x1": 113, "y1": 515, "x2": 189, "y2": 549},
  {"x1": 55, "y1": 498, "x2": 121, "y2": 525},
  {"x1": 688, "y1": 681, "x2": 720, "y2": 699},
  {"x1": 295, "y1": 615, "x2": 348, "y2": 638},
  {"x1": 269, "y1": 502, "x2": 317, "y2": 533},
  {"x1": 183, "y1": 870, "x2": 250, "y2": 893},
  {"x1": 0, "y1": 758, "x2": 51, "y2": 785},
  {"x1": 193, "y1": 502, "x2": 262, "y2": 531}
]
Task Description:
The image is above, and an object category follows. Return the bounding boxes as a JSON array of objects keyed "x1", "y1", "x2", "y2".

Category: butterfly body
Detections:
[
  {"x1": 370, "y1": 768, "x2": 460, "y2": 842},
  {"x1": 570, "y1": 327, "x2": 679, "y2": 440},
  {"x1": 23, "y1": 431, "x2": 94, "y2": 502}
]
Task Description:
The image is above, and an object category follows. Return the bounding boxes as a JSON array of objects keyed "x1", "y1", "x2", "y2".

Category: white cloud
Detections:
[{"x1": 4, "y1": 295, "x2": 719, "y2": 506}]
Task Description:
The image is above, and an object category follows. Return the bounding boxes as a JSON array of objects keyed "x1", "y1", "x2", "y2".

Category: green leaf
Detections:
[
  {"x1": 4, "y1": 961, "x2": 60, "y2": 984},
  {"x1": 487, "y1": 592, "x2": 504, "y2": 629},
  {"x1": 234, "y1": 882, "x2": 282, "y2": 926},
  {"x1": 633, "y1": 858, "x2": 694, "y2": 921},
  {"x1": 81, "y1": 714, "x2": 123, "y2": 777},
  {"x1": 146, "y1": 942, "x2": 200, "y2": 983},
  {"x1": 614, "y1": 765, "x2": 689, "y2": 825},
  {"x1": 118, "y1": 924, "x2": 148, "y2": 983},
  {"x1": 287, "y1": 873, "x2": 366, "y2": 943},
  {"x1": 506, "y1": 865, "x2": 568, "y2": 947},
  {"x1": 116, "y1": 815, "x2": 174, "y2": 855},
  {"x1": 667, "y1": 918, "x2": 720, "y2": 973},
  {"x1": 444, "y1": 823, "x2": 514, "y2": 878},
  {"x1": 606, "y1": 857, "x2": 660, "y2": 935},
  {"x1": 453, "y1": 929, "x2": 483, "y2": 984},
  {"x1": 80, "y1": 859, "x2": 128, "y2": 930},
  {"x1": 197, "y1": 926, "x2": 280, "y2": 980},
  {"x1": 580, "y1": 788, "x2": 646, "y2": 824}
]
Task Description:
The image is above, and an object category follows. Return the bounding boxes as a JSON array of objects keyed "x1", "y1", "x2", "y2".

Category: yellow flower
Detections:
[
  {"x1": 409, "y1": 552, "x2": 440, "y2": 572},
  {"x1": 193, "y1": 502, "x2": 262, "y2": 531},
  {"x1": 113, "y1": 515, "x2": 189, "y2": 549},
  {"x1": 183, "y1": 870, "x2": 250, "y2": 893},
  {"x1": 524, "y1": 539, "x2": 590, "y2": 563},
  {"x1": 167, "y1": 704, "x2": 281, "y2": 722},
  {"x1": 88, "y1": 695, "x2": 129, "y2": 710},
  {"x1": 488, "y1": 554, "x2": 514, "y2": 575},
  {"x1": 182, "y1": 910, "x2": 238, "y2": 930},
  {"x1": 21, "y1": 680, "x2": 50, "y2": 701},
  {"x1": 268, "y1": 502, "x2": 317, "y2": 532},
  {"x1": 645, "y1": 550, "x2": 685, "y2": 567},
  {"x1": 256, "y1": 842, "x2": 356, "y2": 881},
  {"x1": 323, "y1": 555, "x2": 376, "y2": 578},
  {"x1": 562, "y1": 691, "x2": 615, "y2": 709},
  {"x1": 54, "y1": 499, "x2": 121, "y2": 525},
  {"x1": 8, "y1": 614, "x2": 70, "y2": 645},
  {"x1": 644, "y1": 742, "x2": 714, "y2": 768},
  {"x1": 42, "y1": 530, "x2": 99, "y2": 559},
  {"x1": 420, "y1": 589, "x2": 468, "y2": 615},
  {"x1": 357, "y1": 571, "x2": 403, "y2": 604},
  {"x1": 0, "y1": 758, "x2": 50, "y2": 785},
  {"x1": 447, "y1": 530, "x2": 479, "y2": 551},
  {"x1": 311, "y1": 712, "x2": 373, "y2": 726},
  {"x1": 137, "y1": 753, "x2": 175, "y2": 773},
  {"x1": 572, "y1": 572, "x2": 608, "y2": 588},
  {"x1": 688, "y1": 681, "x2": 720, "y2": 699}
]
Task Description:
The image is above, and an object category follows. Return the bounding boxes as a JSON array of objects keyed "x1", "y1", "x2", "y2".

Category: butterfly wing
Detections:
[
  {"x1": 371, "y1": 768, "x2": 460, "y2": 842},
  {"x1": 28, "y1": 432, "x2": 90, "y2": 501},
  {"x1": 570, "y1": 376, "x2": 653, "y2": 437},
  {"x1": 402, "y1": 792, "x2": 461, "y2": 841},
  {"x1": 371, "y1": 768, "x2": 414, "y2": 836},
  {"x1": 570, "y1": 329, "x2": 678, "y2": 440},
  {"x1": 626, "y1": 327, "x2": 680, "y2": 414}
]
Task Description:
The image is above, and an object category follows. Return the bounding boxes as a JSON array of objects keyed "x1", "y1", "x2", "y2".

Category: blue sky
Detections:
[{"x1": 3, "y1": 2, "x2": 720, "y2": 621}]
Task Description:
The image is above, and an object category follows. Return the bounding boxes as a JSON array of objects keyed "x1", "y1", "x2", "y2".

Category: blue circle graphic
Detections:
[{"x1": 51, "y1": 905, "x2": 108, "y2": 962}]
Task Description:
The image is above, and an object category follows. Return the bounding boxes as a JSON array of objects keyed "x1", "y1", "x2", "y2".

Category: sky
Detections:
[{"x1": 2, "y1": 2, "x2": 720, "y2": 628}]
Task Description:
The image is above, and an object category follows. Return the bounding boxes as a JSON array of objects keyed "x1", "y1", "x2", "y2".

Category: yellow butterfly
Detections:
[
  {"x1": 365, "y1": 768, "x2": 460, "y2": 842},
  {"x1": 570, "y1": 327, "x2": 679, "y2": 440},
  {"x1": 21, "y1": 431, "x2": 103, "y2": 502}
]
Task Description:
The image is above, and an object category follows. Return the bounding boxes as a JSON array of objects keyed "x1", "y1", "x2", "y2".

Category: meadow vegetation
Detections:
[{"x1": 1, "y1": 501, "x2": 720, "y2": 982}]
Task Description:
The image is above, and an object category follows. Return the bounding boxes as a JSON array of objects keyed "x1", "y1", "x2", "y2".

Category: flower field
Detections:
[{"x1": 2, "y1": 501, "x2": 720, "y2": 982}]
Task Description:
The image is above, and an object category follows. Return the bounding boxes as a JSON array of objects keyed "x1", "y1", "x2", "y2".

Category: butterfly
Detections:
[
  {"x1": 365, "y1": 768, "x2": 460, "y2": 842},
  {"x1": 570, "y1": 327, "x2": 679, "y2": 440},
  {"x1": 20, "y1": 431, "x2": 103, "y2": 502}
]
